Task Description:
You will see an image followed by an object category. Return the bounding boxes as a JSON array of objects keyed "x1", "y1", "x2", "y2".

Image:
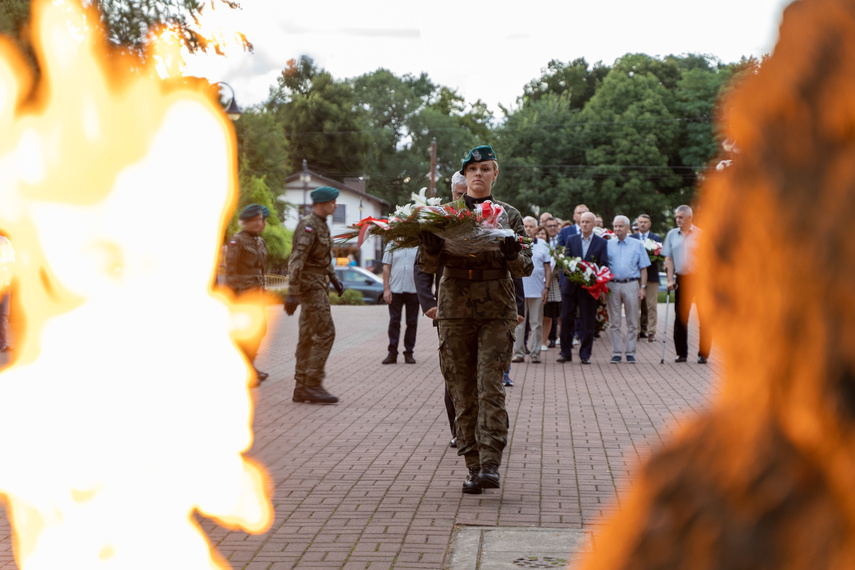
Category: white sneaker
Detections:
[{"x1": 541, "y1": 345, "x2": 549, "y2": 351}]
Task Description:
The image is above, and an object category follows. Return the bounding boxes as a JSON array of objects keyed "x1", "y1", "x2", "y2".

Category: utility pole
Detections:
[{"x1": 429, "y1": 138, "x2": 437, "y2": 198}]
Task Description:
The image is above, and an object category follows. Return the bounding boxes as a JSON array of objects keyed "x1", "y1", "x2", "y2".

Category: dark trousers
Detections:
[
  {"x1": 674, "y1": 274, "x2": 711, "y2": 358},
  {"x1": 387, "y1": 292, "x2": 419, "y2": 354},
  {"x1": 560, "y1": 290, "x2": 597, "y2": 360}
]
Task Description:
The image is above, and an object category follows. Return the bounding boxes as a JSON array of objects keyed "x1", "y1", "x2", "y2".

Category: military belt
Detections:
[
  {"x1": 444, "y1": 267, "x2": 509, "y2": 281},
  {"x1": 302, "y1": 266, "x2": 327, "y2": 275}
]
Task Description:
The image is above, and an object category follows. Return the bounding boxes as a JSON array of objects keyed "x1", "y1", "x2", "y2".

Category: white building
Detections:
[{"x1": 279, "y1": 170, "x2": 390, "y2": 270}]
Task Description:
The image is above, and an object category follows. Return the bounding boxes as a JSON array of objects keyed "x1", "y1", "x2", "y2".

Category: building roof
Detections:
[{"x1": 283, "y1": 170, "x2": 390, "y2": 208}]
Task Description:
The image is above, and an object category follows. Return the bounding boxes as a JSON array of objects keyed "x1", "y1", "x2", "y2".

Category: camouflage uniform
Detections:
[
  {"x1": 226, "y1": 229, "x2": 267, "y2": 360},
  {"x1": 288, "y1": 212, "x2": 336, "y2": 390},
  {"x1": 418, "y1": 197, "x2": 533, "y2": 469}
]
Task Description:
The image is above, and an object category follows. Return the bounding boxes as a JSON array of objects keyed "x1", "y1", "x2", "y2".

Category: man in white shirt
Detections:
[{"x1": 382, "y1": 244, "x2": 420, "y2": 364}]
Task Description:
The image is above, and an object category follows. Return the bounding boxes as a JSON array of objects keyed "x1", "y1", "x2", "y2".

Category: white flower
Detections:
[
  {"x1": 410, "y1": 187, "x2": 430, "y2": 206},
  {"x1": 392, "y1": 203, "x2": 415, "y2": 220}
]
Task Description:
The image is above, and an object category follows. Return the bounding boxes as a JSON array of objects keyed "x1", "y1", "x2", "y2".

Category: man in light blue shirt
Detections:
[
  {"x1": 382, "y1": 244, "x2": 420, "y2": 364},
  {"x1": 606, "y1": 215, "x2": 650, "y2": 363}
]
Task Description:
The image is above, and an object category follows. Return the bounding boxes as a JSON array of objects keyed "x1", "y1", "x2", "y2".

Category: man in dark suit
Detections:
[
  {"x1": 557, "y1": 212, "x2": 609, "y2": 364},
  {"x1": 630, "y1": 214, "x2": 662, "y2": 342},
  {"x1": 556, "y1": 203, "x2": 589, "y2": 247}
]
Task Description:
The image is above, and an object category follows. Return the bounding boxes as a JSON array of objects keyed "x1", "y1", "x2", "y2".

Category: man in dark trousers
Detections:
[
  {"x1": 630, "y1": 214, "x2": 662, "y2": 342},
  {"x1": 285, "y1": 186, "x2": 346, "y2": 404},
  {"x1": 557, "y1": 211, "x2": 609, "y2": 364}
]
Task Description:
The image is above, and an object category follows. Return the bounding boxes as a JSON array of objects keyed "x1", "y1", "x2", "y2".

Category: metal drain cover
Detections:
[{"x1": 512, "y1": 556, "x2": 567, "y2": 568}]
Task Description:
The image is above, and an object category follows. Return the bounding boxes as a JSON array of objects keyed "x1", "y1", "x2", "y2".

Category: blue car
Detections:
[{"x1": 330, "y1": 266, "x2": 386, "y2": 304}]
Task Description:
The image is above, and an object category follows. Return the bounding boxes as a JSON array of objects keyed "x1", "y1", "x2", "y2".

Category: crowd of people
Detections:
[{"x1": 225, "y1": 143, "x2": 709, "y2": 496}]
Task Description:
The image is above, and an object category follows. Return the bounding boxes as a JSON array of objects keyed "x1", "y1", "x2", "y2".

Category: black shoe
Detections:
[
  {"x1": 626, "y1": 355, "x2": 636, "y2": 363},
  {"x1": 462, "y1": 466, "x2": 483, "y2": 494},
  {"x1": 639, "y1": 332, "x2": 648, "y2": 338},
  {"x1": 476, "y1": 462, "x2": 500, "y2": 490},
  {"x1": 382, "y1": 352, "x2": 397, "y2": 365},
  {"x1": 511, "y1": 356, "x2": 525, "y2": 363},
  {"x1": 557, "y1": 354, "x2": 571, "y2": 363},
  {"x1": 292, "y1": 387, "x2": 306, "y2": 402},
  {"x1": 610, "y1": 356, "x2": 621, "y2": 364},
  {"x1": 300, "y1": 386, "x2": 339, "y2": 404},
  {"x1": 581, "y1": 358, "x2": 591, "y2": 365},
  {"x1": 548, "y1": 340, "x2": 556, "y2": 348},
  {"x1": 675, "y1": 356, "x2": 687, "y2": 363},
  {"x1": 404, "y1": 353, "x2": 416, "y2": 364},
  {"x1": 254, "y1": 368, "x2": 269, "y2": 382},
  {"x1": 697, "y1": 355, "x2": 708, "y2": 364},
  {"x1": 450, "y1": 437, "x2": 457, "y2": 448}
]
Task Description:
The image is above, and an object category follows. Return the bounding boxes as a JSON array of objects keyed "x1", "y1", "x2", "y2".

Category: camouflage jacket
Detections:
[
  {"x1": 418, "y1": 197, "x2": 533, "y2": 320},
  {"x1": 288, "y1": 211, "x2": 336, "y2": 297},
  {"x1": 225, "y1": 230, "x2": 267, "y2": 294}
]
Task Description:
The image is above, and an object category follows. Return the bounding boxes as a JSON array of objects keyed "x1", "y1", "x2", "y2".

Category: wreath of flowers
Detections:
[{"x1": 334, "y1": 189, "x2": 530, "y2": 254}]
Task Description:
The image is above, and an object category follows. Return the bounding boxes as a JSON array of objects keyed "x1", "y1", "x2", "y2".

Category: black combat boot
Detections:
[
  {"x1": 382, "y1": 352, "x2": 397, "y2": 364},
  {"x1": 462, "y1": 466, "x2": 483, "y2": 494},
  {"x1": 476, "y1": 462, "x2": 500, "y2": 489},
  {"x1": 404, "y1": 352, "x2": 416, "y2": 364},
  {"x1": 301, "y1": 385, "x2": 339, "y2": 404},
  {"x1": 292, "y1": 387, "x2": 306, "y2": 402}
]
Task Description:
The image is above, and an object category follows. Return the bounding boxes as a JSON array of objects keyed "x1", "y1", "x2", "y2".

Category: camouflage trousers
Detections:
[
  {"x1": 438, "y1": 318, "x2": 515, "y2": 469},
  {"x1": 294, "y1": 285, "x2": 335, "y2": 389}
]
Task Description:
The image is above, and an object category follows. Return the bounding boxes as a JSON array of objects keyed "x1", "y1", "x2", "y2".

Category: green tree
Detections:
[
  {"x1": 577, "y1": 60, "x2": 682, "y2": 225},
  {"x1": 234, "y1": 106, "x2": 290, "y2": 215},
  {"x1": 0, "y1": 0, "x2": 247, "y2": 69},
  {"x1": 520, "y1": 58, "x2": 610, "y2": 110},
  {"x1": 270, "y1": 56, "x2": 371, "y2": 180},
  {"x1": 495, "y1": 93, "x2": 583, "y2": 216}
]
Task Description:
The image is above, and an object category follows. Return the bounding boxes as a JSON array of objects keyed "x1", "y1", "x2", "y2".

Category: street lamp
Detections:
[
  {"x1": 300, "y1": 159, "x2": 311, "y2": 216},
  {"x1": 214, "y1": 82, "x2": 242, "y2": 121}
]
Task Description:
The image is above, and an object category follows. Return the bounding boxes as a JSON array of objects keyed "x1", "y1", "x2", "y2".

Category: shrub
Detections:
[{"x1": 330, "y1": 289, "x2": 365, "y2": 305}]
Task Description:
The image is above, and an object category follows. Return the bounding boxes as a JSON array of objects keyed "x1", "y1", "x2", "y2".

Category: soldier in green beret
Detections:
[
  {"x1": 285, "y1": 186, "x2": 345, "y2": 404},
  {"x1": 226, "y1": 203, "x2": 271, "y2": 385},
  {"x1": 418, "y1": 145, "x2": 533, "y2": 494}
]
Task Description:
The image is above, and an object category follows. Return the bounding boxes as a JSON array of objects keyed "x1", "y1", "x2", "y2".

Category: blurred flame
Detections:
[{"x1": 0, "y1": 0, "x2": 272, "y2": 568}]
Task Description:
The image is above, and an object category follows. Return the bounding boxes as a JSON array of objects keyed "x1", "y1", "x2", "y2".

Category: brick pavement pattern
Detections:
[{"x1": 0, "y1": 303, "x2": 717, "y2": 569}]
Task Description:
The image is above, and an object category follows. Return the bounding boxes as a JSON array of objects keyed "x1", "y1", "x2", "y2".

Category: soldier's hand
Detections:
[
  {"x1": 332, "y1": 278, "x2": 345, "y2": 297},
  {"x1": 499, "y1": 236, "x2": 522, "y2": 260},
  {"x1": 419, "y1": 231, "x2": 444, "y2": 255},
  {"x1": 284, "y1": 295, "x2": 300, "y2": 315}
]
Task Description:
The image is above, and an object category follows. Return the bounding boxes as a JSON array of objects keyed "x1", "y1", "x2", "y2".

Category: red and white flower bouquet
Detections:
[
  {"x1": 593, "y1": 227, "x2": 615, "y2": 240},
  {"x1": 334, "y1": 190, "x2": 530, "y2": 255},
  {"x1": 552, "y1": 251, "x2": 613, "y2": 299},
  {"x1": 641, "y1": 237, "x2": 664, "y2": 264}
]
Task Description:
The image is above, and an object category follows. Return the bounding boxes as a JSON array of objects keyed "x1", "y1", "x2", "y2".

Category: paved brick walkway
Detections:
[{"x1": 0, "y1": 303, "x2": 717, "y2": 569}]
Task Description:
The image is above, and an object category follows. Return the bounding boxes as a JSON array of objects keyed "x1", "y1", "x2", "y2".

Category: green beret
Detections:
[
  {"x1": 459, "y1": 145, "x2": 498, "y2": 174},
  {"x1": 311, "y1": 186, "x2": 339, "y2": 203},
  {"x1": 239, "y1": 204, "x2": 266, "y2": 220}
]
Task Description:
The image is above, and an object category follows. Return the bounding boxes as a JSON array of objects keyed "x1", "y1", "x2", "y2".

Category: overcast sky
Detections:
[{"x1": 184, "y1": 0, "x2": 792, "y2": 116}]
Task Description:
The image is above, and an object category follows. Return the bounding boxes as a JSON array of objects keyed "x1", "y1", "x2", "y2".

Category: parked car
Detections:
[{"x1": 330, "y1": 266, "x2": 386, "y2": 304}]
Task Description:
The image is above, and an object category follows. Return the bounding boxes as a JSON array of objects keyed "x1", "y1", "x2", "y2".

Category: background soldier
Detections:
[
  {"x1": 226, "y1": 204, "x2": 270, "y2": 385},
  {"x1": 285, "y1": 186, "x2": 344, "y2": 404},
  {"x1": 418, "y1": 145, "x2": 533, "y2": 494}
]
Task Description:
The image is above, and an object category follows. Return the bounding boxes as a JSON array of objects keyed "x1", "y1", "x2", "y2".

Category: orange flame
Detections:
[{"x1": 0, "y1": 0, "x2": 272, "y2": 567}]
